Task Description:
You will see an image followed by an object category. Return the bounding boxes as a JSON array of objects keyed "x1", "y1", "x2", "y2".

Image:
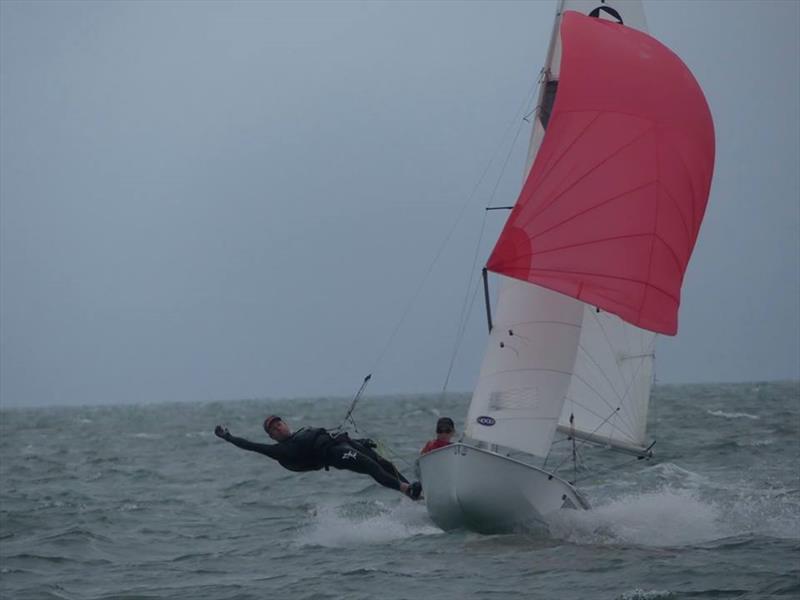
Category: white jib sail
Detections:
[
  {"x1": 466, "y1": 0, "x2": 653, "y2": 458},
  {"x1": 558, "y1": 308, "x2": 656, "y2": 452}
]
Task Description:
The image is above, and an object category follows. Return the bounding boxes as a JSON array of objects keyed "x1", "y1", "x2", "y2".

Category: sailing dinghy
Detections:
[{"x1": 418, "y1": 0, "x2": 715, "y2": 533}]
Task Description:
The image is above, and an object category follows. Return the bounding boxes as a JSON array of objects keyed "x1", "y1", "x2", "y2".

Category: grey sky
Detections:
[{"x1": 1, "y1": 0, "x2": 798, "y2": 408}]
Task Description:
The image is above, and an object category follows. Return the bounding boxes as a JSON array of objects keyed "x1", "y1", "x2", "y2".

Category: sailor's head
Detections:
[
  {"x1": 436, "y1": 417, "x2": 455, "y2": 439},
  {"x1": 264, "y1": 415, "x2": 291, "y2": 441}
]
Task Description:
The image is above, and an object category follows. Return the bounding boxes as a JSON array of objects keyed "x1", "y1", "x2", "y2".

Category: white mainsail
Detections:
[
  {"x1": 465, "y1": 279, "x2": 583, "y2": 458},
  {"x1": 466, "y1": 0, "x2": 655, "y2": 458}
]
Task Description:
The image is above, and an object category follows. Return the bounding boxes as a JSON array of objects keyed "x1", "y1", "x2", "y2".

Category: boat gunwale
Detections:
[{"x1": 419, "y1": 441, "x2": 581, "y2": 494}]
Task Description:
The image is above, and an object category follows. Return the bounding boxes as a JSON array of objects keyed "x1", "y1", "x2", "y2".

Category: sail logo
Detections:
[{"x1": 476, "y1": 416, "x2": 496, "y2": 427}]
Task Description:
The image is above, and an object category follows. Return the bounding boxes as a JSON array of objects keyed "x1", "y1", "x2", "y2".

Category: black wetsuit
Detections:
[{"x1": 222, "y1": 428, "x2": 409, "y2": 491}]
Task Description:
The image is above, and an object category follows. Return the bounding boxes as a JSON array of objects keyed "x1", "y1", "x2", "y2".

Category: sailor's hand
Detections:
[{"x1": 214, "y1": 425, "x2": 231, "y2": 440}]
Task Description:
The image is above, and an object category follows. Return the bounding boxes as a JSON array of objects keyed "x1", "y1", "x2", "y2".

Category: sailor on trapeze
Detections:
[{"x1": 214, "y1": 415, "x2": 422, "y2": 499}]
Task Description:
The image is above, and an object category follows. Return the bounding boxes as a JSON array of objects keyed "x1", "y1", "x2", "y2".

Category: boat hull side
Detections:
[{"x1": 418, "y1": 443, "x2": 589, "y2": 533}]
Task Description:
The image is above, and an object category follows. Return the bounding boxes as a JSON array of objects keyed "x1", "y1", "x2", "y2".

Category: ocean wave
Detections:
[
  {"x1": 333, "y1": 567, "x2": 416, "y2": 578},
  {"x1": 749, "y1": 439, "x2": 775, "y2": 447},
  {"x1": 1, "y1": 384, "x2": 796, "y2": 599},
  {"x1": 5, "y1": 552, "x2": 111, "y2": 566},
  {"x1": 617, "y1": 590, "x2": 674, "y2": 600},
  {"x1": 706, "y1": 409, "x2": 760, "y2": 420},
  {"x1": 717, "y1": 487, "x2": 800, "y2": 540},
  {"x1": 643, "y1": 462, "x2": 710, "y2": 489},
  {"x1": 37, "y1": 525, "x2": 113, "y2": 545},
  {"x1": 295, "y1": 500, "x2": 441, "y2": 547}
]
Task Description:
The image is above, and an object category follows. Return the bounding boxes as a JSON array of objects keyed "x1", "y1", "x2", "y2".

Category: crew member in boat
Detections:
[
  {"x1": 420, "y1": 417, "x2": 455, "y2": 454},
  {"x1": 214, "y1": 416, "x2": 422, "y2": 499}
]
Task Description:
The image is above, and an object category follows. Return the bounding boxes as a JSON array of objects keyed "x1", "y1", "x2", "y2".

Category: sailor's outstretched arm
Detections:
[{"x1": 214, "y1": 425, "x2": 285, "y2": 460}]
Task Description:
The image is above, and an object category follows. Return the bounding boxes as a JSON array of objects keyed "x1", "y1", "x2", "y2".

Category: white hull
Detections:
[{"x1": 418, "y1": 443, "x2": 590, "y2": 533}]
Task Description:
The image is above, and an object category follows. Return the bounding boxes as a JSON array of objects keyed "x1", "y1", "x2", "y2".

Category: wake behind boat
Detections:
[{"x1": 419, "y1": 0, "x2": 715, "y2": 533}]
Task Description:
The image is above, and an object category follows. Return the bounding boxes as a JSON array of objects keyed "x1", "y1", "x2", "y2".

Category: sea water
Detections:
[{"x1": 1, "y1": 381, "x2": 798, "y2": 599}]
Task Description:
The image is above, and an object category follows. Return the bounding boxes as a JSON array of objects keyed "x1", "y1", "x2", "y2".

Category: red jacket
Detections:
[{"x1": 420, "y1": 439, "x2": 452, "y2": 455}]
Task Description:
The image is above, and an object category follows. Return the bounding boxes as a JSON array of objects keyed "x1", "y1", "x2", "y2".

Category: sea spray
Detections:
[
  {"x1": 547, "y1": 488, "x2": 723, "y2": 547},
  {"x1": 296, "y1": 500, "x2": 440, "y2": 548}
]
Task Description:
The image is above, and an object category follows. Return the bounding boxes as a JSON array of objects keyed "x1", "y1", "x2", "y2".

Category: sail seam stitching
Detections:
[
  {"x1": 657, "y1": 181, "x2": 693, "y2": 252},
  {"x1": 497, "y1": 266, "x2": 680, "y2": 306},
  {"x1": 522, "y1": 122, "x2": 656, "y2": 229},
  {"x1": 527, "y1": 180, "x2": 660, "y2": 242},
  {"x1": 528, "y1": 111, "x2": 603, "y2": 200},
  {"x1": 637, "y1": 123, "x2": 661, "y2": 324}
]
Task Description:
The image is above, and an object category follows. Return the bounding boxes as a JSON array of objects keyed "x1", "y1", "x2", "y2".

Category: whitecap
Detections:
[
  {"x1": 617, "y1": 590, "x2": 674, "y2": 600},
  {"x1": 750, "y1": 439, "x2": 774, "y2": 447},
  {"x1": 706, "y1": 409, "x2": 759, "y2": 420},
  {"x1": 646, "y1": 462, "x2": 709, "y2": 488}
]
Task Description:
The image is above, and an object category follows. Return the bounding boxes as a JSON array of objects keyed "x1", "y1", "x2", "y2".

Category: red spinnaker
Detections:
[{"x1": 486, "y1": 11, "x2": 715, "y2": 335}]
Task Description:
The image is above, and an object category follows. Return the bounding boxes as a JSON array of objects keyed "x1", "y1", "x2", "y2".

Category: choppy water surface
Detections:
[{"x1": 1, "y1": 382, "x2": 798, "y2": 599}]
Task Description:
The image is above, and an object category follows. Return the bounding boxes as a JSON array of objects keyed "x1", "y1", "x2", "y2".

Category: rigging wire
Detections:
[
  {"x1": 337, "y1": 77, "x2": 541, "y2": 454},
  {"x1": 439, "y1": 82, "x2": 540, "y2": 397},
  {"x1": 547, "y1": 405, "x2": 622, "y2": 477},
  {"x1": 440, "y1": 277, "x2": 484, "y2": 395},
  {"x1": 336, "y1": 373, "x2": 372, "y2": 432},
  {"x1": 334, "y1": 374, "x2": 416, "y2": 474},
  {"x1": 366, "y1": 77, "x2": 540, "y2": 383}
]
